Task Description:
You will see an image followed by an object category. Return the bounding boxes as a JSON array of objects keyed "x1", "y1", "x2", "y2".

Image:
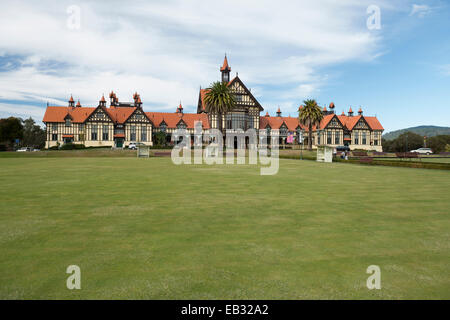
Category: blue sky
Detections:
[{"x1": 0, "y1": 0, "x2": 449, "y2": 133}]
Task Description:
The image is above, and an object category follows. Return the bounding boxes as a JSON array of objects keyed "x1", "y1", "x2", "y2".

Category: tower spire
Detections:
[{"x1": 220, "y1": 54, "x2": 231, "y2": 83}]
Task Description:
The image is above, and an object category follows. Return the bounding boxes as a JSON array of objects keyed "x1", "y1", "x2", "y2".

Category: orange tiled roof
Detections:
[
  {"x1": 260, "y1": 116, "x2": 305, "y2": 131},
  {"x1": 43, "y1": 106, "x2": 96, "y2": 123},
  {"x1": 146, "y1": 112, "x2": 210, "y2": 129},
  {"x1": 364, "y1": 116, "x2": 384, "y2": 130},
  {"x1": 106, "y1": 106, "x2": 137, "y2": 124}
]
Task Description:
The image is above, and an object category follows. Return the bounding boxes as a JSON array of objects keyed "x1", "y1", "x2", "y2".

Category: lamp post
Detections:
[{"x1": 298, "y1": 129, "x2": 304, "y2": 160}]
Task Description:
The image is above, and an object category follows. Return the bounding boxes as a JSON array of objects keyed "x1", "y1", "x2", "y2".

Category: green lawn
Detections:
[{"x1": 0, "y1": 157, "x2": 449, "y2": 299}]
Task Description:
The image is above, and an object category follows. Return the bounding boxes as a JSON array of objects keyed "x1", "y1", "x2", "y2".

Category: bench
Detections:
[
  {"x1": 153, "y1": 152, "x2": 172, "y2": 157},
  {"x1": 395, "y1": 152, "x2": 421, "y2": 161},
  {"x1": 352, "y1": 151, "x2": 368, "y2": 157},
  {"x1": 359, "y1": 157, "x2": 373, "y2": 164}
]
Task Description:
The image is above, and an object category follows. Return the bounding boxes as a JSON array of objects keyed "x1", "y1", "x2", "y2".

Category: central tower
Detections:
[{"x1": 220, "y1": 54, "x2": 231, "y2": 83}]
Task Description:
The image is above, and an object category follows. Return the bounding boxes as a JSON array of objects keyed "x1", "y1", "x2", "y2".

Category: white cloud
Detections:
[
  {"x1": 0, "y1": 0, "x2": 392, "y2": 120},
  {"x1": 409, "y1": 4, "x2": 432, "y2": 18}
]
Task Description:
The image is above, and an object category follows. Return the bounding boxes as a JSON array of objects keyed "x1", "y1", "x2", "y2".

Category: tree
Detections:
[
  {"x1": 204, "y1": 81, "x2": 236, "y2": 131},
  {"x1": 298, "y1": 99, "x2": 323, "y2": 150},
  {"x1": 382, "y1": 131, "x2": 423, "y2": 152},
  {"x1": 0, "y1": 117, "x2": 23, "y2": 148},
  {"x1": 22, "y1": 117, "x2": 46, "y2": 148},
  {"x1": 154, "y1": 131, "x2": 167, "y2": 146},
  {"x1": 427, "y1": 135, "x2": 450, "y2": 154}
]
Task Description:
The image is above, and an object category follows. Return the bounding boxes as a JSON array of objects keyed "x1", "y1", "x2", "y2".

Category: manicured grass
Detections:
[{"x1": 0, "y1": 157, "x2": 449, "y2": 299}]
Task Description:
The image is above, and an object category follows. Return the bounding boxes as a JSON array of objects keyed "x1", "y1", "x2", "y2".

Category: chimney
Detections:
[
  {"x1": 99, "y1": 94, "x2": 106, "y2": 107},
  {"x1": 276, "y1": 107, "x2": 282, "y2": 117},
  {"x1": 329, "y1": 102, "x2": 335, "y2": 114},
  {"x1": 348, "y1": 107, "x2": 353, "y2": 117},
  {"x1": 358, "y1": 107, "x2": 363, "y2": 115},
  {"x1": 176, "y1": 102, "x2": 183, "y2": 114},
  {"x1": 68, "y1": 95, "x2": 75, "y2": 107}
]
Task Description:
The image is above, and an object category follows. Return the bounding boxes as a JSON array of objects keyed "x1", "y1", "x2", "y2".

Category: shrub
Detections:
[{"x1": 60, "y1": 143, "x2": 85, "y2": 150}]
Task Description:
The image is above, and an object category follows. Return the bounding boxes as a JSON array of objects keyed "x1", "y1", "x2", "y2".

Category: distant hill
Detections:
[{"x1": 383, "y1": 126, "x2": 450, "y2": 140}]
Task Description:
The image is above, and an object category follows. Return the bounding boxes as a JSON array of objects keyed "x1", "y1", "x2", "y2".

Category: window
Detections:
[
  {"x1": 79, "y1": 124, "x2": 84, "y2": 132},
  {"x1": 327, "y1": 131, "x2": 332, "y2": 144},
  {"x1": 317, "y1": 133, "x2": 320, "y2": 145},
  {"x1": 52, "y1": 124, "x2": 58, "y2": 131},
  {"x1": 362, "y1": 132, "x2": 367, "y2": 145},
  {"x1": 91, "y1": 124, "x2": 98, "y2": 140},
  {"x1": 335, "y1": 131, "x2": 340, "y2": 144},
  {"x1": 130, "y1": 126, "x2": 136, "y2": 141},
  {"x1": 354, "y1": 131, "x2": 359, "y2": 145},
  {"x1": 102, "y1": 125, "x2": 109, "y2": 141},
  {"x1": 141, "y1": 126, "x2": 147, "y2": 141},
  {"x1": 65, "y1": 118, "x2": 71, "y2": 127},
  {"x1": 52, "y1": 133, "x2": 57, "y2": 141},
  {"x1": 247, "y1": 115, "x2": 254, "y2": 129},
  {"x1": 226, "y1": 113, "x2": 246, "y2": 130}
]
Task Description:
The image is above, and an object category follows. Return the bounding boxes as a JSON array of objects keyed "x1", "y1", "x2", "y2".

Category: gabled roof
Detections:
[
  {"x1": 87, "y1": 105, "x2": 115, "y2": 123},
  {"x1": 228, "y1": 76, "x2": 264, "y2": 111},
  {"x1": 198, "y1": 75, "x2": 264, "y2": 112},
  {"x1": 364, "y1": 116, "x2": 384, "y2": 130},
  {"x1": 260, "y1": 116, "x2": 305, "y2": 131},
  {"x1": 198, "y1": 88, "x2": 209, "y2": 112},
  {"x1": 146, "y1": 112, "x2": 210, "y2": 129},
  {"x1": 43, "y1": 106, "x2": 96, "y2": 123},
  {"x1": 336, "y1": 114, "x2": 383, "y2": 131},
  {"x1": 338, "y1": 114, "x2": 361, "y2": 130},
  {"x1": 119, "y1": 106, "x2": 152, "y2": 124}
]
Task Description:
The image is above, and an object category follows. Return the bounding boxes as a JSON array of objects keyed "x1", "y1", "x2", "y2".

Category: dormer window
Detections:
[
  {"x1": 65, "y1": 118, "x2": 71, "y2": 127},
  {"x1": 160, "y1": 123, "x2": 167, "y2": 132}
]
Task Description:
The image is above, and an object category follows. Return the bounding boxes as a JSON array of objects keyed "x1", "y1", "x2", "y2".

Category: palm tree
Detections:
[
  {"x1": 299, "y1": 99, "x2": 323, "y2": 150},
  {"x1": 204, "y1": 81, "x2": 236, "y2": 131}
]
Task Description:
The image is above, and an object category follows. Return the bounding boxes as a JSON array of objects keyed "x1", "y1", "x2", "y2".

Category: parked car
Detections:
[
  {"x1": 128, "y1": 142, "x2": 146, "y2": 150},
  {"x1": 32, "y1": 148, "x2": 40, "y2": 152},
  {"x1": 16, "y1": 147, "x2": 32, "y2": 152},
  {"x1": 410, "y1": 148, "x2": 433, "y2": 155}
]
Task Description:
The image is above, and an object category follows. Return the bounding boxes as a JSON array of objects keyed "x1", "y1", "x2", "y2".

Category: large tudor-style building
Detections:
[{"x1": 43, "y1": 56, "x2": 384, "y2": 151}]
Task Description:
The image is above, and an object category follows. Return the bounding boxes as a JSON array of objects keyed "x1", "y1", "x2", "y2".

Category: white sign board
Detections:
[
  {"x1": 317, "y1": 146, "x2": 333, "y2": 163},
  {"x1": 137, "y1": 146, "x2": 150, "y2": 158}
]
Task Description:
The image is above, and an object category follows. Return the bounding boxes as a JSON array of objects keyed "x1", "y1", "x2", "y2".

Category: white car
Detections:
[
  {"x1": 128, "y1": 143, "x2": 137, "y2": 150},
  {"x1": 410, "y1": 148, "x2": 433, "y2": 155},
  {"x1": 16, "y1": 147, "x2": 32, "y2": 152}
]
